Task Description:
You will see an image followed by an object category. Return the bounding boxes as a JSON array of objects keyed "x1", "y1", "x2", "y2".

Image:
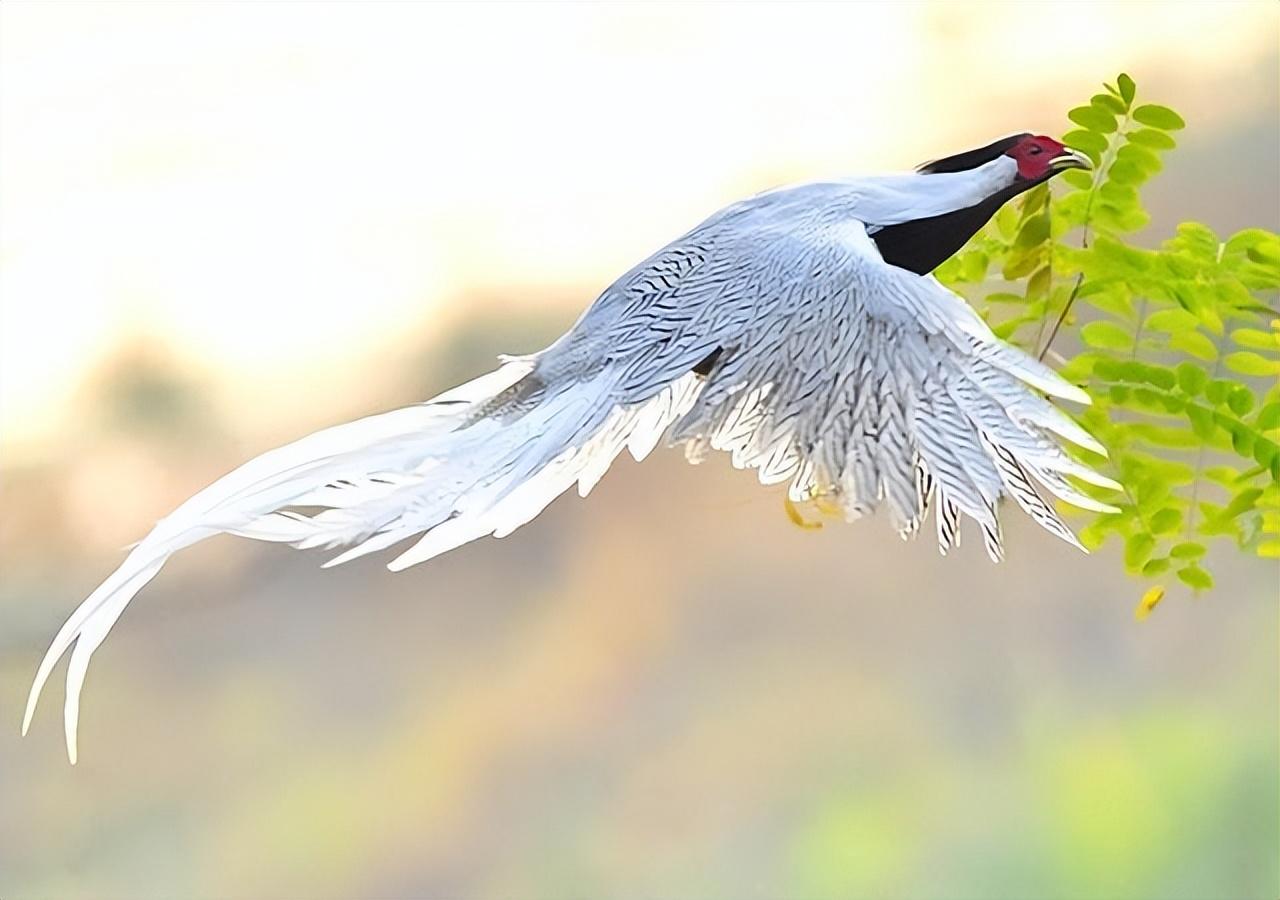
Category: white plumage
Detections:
[{"x1": 24, "y1": 148, "x2": 1119, "y2": 762}]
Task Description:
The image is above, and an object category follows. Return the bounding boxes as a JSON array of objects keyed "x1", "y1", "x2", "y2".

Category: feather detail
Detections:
[{"x1": 24, "y1": 358, "x2": 703, "y2": 762}]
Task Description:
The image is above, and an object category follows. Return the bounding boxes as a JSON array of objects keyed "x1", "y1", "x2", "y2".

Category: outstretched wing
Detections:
[
  {"x1": 25, "y1": 175, "x2": 1119, "y2": 764},
  {"x1": 538, "y1": 192, "x2": 1119, "y2": 558}
]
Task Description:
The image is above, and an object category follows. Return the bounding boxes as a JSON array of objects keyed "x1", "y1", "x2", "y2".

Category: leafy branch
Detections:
[{"x1": 936, "y1": 73, "x2": 1280, "y2": 611}]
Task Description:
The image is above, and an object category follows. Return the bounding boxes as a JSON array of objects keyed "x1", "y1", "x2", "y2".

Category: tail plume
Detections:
[{"x1": 25, "y1": 357, "x2": 701, "y2": 762}]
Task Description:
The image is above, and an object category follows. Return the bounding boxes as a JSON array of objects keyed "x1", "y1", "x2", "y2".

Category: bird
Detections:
[{"x1": 25, "y1": 132, "x2": 1120, "y2": 762}]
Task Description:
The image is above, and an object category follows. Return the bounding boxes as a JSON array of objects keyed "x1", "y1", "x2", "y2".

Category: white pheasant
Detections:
[{"x1": 25, "y1": 133, "x2": 1119, "y2": 762}]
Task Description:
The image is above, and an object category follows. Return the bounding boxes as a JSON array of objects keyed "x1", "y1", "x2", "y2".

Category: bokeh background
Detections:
[{"x1": 1, "y1": 3, "x2": 1277, "y2": 898}]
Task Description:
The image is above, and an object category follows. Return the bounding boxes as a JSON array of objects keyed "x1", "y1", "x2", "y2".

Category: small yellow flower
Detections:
[{"x1": 1134, "y1": 585, "x2": 1165, "y2": 621}]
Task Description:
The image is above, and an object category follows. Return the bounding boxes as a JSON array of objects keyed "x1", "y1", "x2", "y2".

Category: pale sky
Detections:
[{"x1": 1, "y1": 1, "x2": 1276, "y2": 454}]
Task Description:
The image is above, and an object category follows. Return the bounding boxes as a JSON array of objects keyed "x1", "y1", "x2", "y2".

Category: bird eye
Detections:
[{"x1": 1028, "y1": 145, "x2": 1043, "y2": 156}]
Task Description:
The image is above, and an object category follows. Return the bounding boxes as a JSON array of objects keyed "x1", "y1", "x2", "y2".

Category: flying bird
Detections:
[{"x1": 25, "y1": 133, "x2": 1119, "y2": 762}]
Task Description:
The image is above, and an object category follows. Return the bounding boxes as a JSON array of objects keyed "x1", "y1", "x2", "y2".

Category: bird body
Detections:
[{"x1": 25, "y1": 134, "x2": 1117, "y2": 762}]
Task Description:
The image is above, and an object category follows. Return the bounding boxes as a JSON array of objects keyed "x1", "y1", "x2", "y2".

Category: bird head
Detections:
[
  {"x1": 1004, "y1": 134, "x2": 1092, "y2": 182},
  {"x1": 881, "y1": 134, "x2": 1095, "y2": 275},
  {"x1": 917, "y1": 132, "x2": 1091, "y2": 183}
]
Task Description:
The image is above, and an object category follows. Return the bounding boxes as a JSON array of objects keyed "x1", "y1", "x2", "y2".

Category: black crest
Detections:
[{"x1": 916, "y1": 133, "x2": 1029, "y2": 174}]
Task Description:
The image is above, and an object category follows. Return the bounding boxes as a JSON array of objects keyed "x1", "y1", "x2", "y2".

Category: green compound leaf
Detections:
[{"x1": 940, "y1": 72, "x2": 1279, "y2": 610}]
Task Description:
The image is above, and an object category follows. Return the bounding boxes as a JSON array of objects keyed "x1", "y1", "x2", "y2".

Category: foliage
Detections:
[{"x1": 935, "y1": 74, "x2": 1280, "y2": 605}]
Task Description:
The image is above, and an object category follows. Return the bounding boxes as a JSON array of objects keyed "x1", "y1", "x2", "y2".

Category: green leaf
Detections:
[
  {"x1": 1228, "y1": 387, "x2": 1255, "y2": 416},
  {"x1": 1078, "y1": 282, "x2": 1134, "y2": 319},
  {"x1": 1232, "y1": 328, "x2": 1279, "y2": 350},
  {"x1": 991, "y1": 318, "x2": 1022, "y2": 340},
  {"x1": 1150, "y1": 508, "x2": 1183, "y2": 534},
  {"x1": 1169, "y1": 331, "x2": 1218, "y2": 361},
  {"x1": 1093, "y1": 235, "x2": 1154, "y2": 273},
  {"x1": 1098, "y1": 181, "x2": 1139, "y2": 209},
  {"x1": 1176, "y1": 565, "x2": 1214, "y2": 591},
  {"x1": 1078, "y1": 522, "x2": 1109, "y2": 552},
  {"x1": 995, "y1": 204, "x2": 1019, "y2": 239},
  {"x1": 1108, "y1": 160, "x2": 1148, "y2": 186},
  {"x1": 1142, "y1": 557, "x2": 1171, "y2": 576},
  {"x1": 1132, "y1": 104, "x2": 1186, "y2": 130},
  {"x1": 1015, "y1": 213, "x2": 1050, "y2": 249},
  {"x1": 1172, "y1": 222, "x2": 1220, "y2": 258},
  {"x1": 1231, "y1": 425, "x2": 1255, "y2": 457},
  {"x1": 1116, "y1": 144, "x2": 1163, "y2": 176},
  {"x1": 984, "y1": 292, "x2": 1027, "y2": 305},
  {"x1": 1204, "y1": 380, "x2": 1231, "y2": 404},
  {"x1": 1081, "y1": 320, "x2": 1134, "y2": 351},
  {"x1": 1169, "y1": 542, "x2": 1206, "y2": 560},
  {"x1": 1146, "y1": 308, "x2": 1201, "y2": 333},
  {"x1": 1254, "y1": 437, "x2": 1280, "y2": 469},
  {"x1": 1061, "y1": 129, "x2": 1108, "y2": 165},
  {"x1": 1224, "y1": 352, "x2": 1280, "y2": 376},
  {"x1": 1132, "y1": 387, "x2": 1167, "y2": 413},
  {"x1": 1258, "y1": 403, "x2": 1280, "y2": 430},
  {"x1": 1068, "y1": 105, "x2": 1118, "y2": 133},
  {"x1": 1225, "y1": 227, "x2": 1280, "y2": 255},
  {"x1": 1026, "y1": 265, "x2": 1052, "y2": 300},
  {"x1": 1176, "y1": 362, "x2": 1208, "y2": 395},
  {"x1": 1127, "y1": 128, "x2": 1176, "y2": 150},
  {"x1": 1129, "y1": 423, "x2": 1195, "y2": 448},
  {"x1": 1060, "y1": 169, "x2": 1094, "y2": 191},
  {"x1": 1117, "y1": 73, "x2": 1136, "y2": 105},
  {"x1": 1094, "y1": 203, "x2": 1150, "y2": 233},
  {"x1": 1189, "y1": 296, "x2": 1225, "y2": 337},
  {"x1": 1203, "y1": 466, "x2": 1239, "y2": 486},
  {"x1": 1221, "y1": 487, "x2": 1264, "y2": 520},
  {"x1": 960, "y1": 250, "x2": 989, "y2": 282},
  {"x1": 1020, "y1": 183, "x2": 1050, "y2": 213},
  {"x1": 1125, "y1": 532, "x2": 1156, "y2": 570},
  {"x1": 1130, "y1": 361, "x2": 1176, "y2": 390},
  {"x1": 1002, "y1": 247, "x2": 1044, "y2": 280},
  {"x1": 1186, "y1": 404, "x2": 1217, "y2": 439},
  {"x1": 1091, "y1": 92, "x2": 1127, "y2": 115}
]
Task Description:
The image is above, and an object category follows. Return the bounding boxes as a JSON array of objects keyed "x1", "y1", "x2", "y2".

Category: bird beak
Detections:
[{"x1": 1050, "y1": 148, "x2": 1092, "y2": 172}]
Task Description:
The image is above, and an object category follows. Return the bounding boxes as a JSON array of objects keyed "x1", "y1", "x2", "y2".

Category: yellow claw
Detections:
[
  {"x1": 784, "y1": 495, "x2": 824, "y2": 530},
  {"x1": 783, "y1": 489, "x2": 843, "y2": 530},
  {"x1": 813, "y1": 495, "x2": 844, "y2": 518},
  {"x1": 1134, "y1": 585, "x2": 1165, "y2": 621}
]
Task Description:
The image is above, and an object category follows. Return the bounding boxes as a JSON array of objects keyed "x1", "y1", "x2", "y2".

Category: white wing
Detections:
[{"x1": 537, "y1": 195, "x2": 1118, "y2": 558}]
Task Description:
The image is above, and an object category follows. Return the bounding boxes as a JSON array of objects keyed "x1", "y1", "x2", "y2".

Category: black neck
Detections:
[
  {"x1": 869, "y1": 183, "x2": 1020, "y2": 275},
  {"x1": 872, "y1": 133, "x2": 1037, "y2": 275}
]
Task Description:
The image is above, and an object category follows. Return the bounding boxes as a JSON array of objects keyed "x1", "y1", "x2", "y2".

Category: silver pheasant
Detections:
[{"x1": 25, "y1": 132, "x2": 1119, "y2": 762}]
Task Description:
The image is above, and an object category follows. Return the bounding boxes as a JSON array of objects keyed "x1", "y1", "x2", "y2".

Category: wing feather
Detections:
[{"x1": 540, "y1": 203, "x2": 1115, "y2": 555}]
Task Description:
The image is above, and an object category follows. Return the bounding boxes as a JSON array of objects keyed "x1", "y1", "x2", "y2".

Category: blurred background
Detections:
[{"x1": 1, "y1": 2, "x2": 1277, "y2": 898}]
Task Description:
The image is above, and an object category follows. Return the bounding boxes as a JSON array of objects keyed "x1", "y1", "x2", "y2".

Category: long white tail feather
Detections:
[
  {"x1": 27, "y1": 337, "x2": 1111, "y2": 765},
  {"x1": 23, "y1": 360, "x2": 712, "y2": 761}
]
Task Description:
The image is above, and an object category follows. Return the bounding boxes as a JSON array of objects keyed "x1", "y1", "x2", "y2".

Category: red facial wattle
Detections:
[{"x1": 1006, "y1": 135, "x2": 1089, "y2": 181}]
